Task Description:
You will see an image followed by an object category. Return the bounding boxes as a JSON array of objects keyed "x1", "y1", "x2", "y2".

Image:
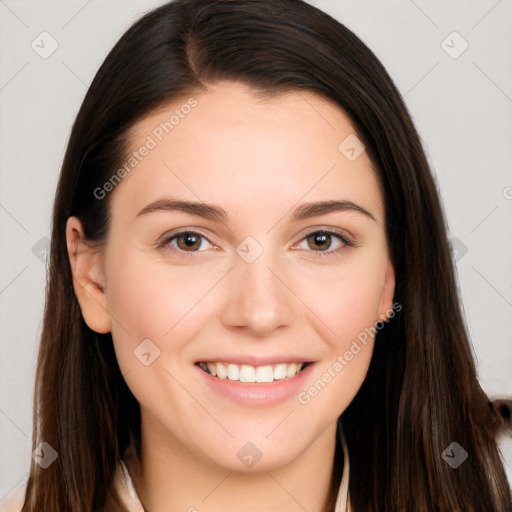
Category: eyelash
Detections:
[{"x1": 157, "y1": 229, "x2": 355, "y2": 259}]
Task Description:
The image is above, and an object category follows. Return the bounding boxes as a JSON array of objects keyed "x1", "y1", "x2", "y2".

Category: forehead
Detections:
[{"x1": 110, "y1": 81, "x2": 383, "y2": 223}]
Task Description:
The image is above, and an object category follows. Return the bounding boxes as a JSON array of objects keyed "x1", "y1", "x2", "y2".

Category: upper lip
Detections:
[{"x1": 195, "y1": 356, "x2": 313, "y2": 366}]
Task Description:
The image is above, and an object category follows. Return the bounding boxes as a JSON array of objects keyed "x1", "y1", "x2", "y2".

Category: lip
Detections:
[{"x1": 195, "y1": 361, "x2": 315, "y2": 407}]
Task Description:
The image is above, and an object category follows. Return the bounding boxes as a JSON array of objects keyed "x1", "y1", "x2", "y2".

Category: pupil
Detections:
[
  {"x1": 180, "y1": 233, "x2": 199, "y2": 250},
  {"x1": 311, "y1": 232, "x2": 330, "y2": 250}
]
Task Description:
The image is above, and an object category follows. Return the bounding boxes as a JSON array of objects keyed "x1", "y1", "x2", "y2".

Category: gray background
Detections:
[{"x1": 1, "y1": 0, "x2": 511, "y2": 501}]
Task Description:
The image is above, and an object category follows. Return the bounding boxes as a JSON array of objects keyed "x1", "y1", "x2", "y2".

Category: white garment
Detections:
[{"x1": 0, "y1": 434, "x2": 350, "y2": 512}]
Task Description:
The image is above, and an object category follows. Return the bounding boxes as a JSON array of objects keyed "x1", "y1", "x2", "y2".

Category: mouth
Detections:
[{"x1": 195, "y1": 361, "x2": 312, "y2": 383}]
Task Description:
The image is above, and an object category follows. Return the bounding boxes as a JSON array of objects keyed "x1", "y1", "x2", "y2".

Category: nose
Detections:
[{"x1": 220, "y1": 252, "x2": 297, "y2": 337}]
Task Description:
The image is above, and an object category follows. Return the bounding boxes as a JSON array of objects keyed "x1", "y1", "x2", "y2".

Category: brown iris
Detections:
[
  {"x1": 306, "y1": 232, "x2": 332, "y2": 251},
  {"x1": 176, "y1": 232, "x2": 202, "y2": 251}
]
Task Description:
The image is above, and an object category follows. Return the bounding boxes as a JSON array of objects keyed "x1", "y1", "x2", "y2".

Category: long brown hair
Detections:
[{"x1": 19, "y1": 0, "x2": 511, "y2": 510}]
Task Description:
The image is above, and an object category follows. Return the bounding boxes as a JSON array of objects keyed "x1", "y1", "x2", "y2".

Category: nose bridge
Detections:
[{"x1": 220, "y1": 247, "x2": 296, "y2": 335}]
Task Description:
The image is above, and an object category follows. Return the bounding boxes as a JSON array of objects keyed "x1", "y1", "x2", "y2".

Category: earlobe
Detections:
[
  {"x1": 377, "y1": 259, "x2": 396, "y2": 321},
  {"x1": 66, "y1": 216, "x2": 112, "y2": 334}
]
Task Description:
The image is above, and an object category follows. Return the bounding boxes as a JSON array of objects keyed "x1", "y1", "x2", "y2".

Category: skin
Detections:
[{"x1": 66, "y1": 80, "x2": 395, "y2": 512}]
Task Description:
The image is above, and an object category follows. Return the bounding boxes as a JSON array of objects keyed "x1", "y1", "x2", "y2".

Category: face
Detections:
[{"x1": 67, "y1": 80, "x2": 395, "y2": 473}]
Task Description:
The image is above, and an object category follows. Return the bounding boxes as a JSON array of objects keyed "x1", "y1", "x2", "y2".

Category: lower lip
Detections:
[{"x1": 196, "y1": 363, "x2": 315, "y2": 407}]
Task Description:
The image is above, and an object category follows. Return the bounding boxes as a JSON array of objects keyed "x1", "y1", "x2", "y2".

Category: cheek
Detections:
[
  {"x1": 294, "y1": 264, "x2": 382, "y2": 417},
  {"x1": 103, "y1": 245, "x2": 219, "y2": 418},
  {"x1": 103, "y1": 243, "x2": 226, "y2": 366},
  {"x1": 296, "y1": 342, "x2": 374, "y2": 422},
  {"x1": 294, "y1": 256, "x2": 387, "y2": 349}
]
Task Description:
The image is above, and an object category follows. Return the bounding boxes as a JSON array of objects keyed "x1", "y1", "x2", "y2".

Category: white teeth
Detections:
[
  {"x1": 255, "y1": 365, "x2": 273, "y2": 383},
  {"x1": 199, "y1": 361, "x2": 305, "y2": 382},
  {"x1": 239, "y1": 365, "x2": 255, "y2": 382},
  {"x1": 286, "y1": 363, "x2": 297, "y2": 378},
  {"x1": 227, "y1": 363, "x2": 239, "y2": 381},
  {"x1": 273, "y1": 363, "x2": 288, "y2": 380},
  {"x1": 216, "y1": 362, "x2": 228, "y2": 379},
  {"x1": 206, "y1": 363, "x2": 217, "y2": 376}
]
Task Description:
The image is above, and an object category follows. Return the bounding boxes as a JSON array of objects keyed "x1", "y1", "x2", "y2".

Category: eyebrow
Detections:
[{"x1": 135, "y1": 197, "x2": 378, "y2": 224}]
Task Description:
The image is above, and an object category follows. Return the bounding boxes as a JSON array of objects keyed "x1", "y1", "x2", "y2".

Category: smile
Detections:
[{"x1": 196, "y1": 361, "x2": 309, "y2": 383}]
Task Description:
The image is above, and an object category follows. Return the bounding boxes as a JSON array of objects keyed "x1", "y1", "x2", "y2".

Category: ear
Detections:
[
  {"x1": 66, "y1": 216, "x2": 112, "y2": 334},
  {"x1": 377, "y1": 259, "x2": 396, "y2": 321}
]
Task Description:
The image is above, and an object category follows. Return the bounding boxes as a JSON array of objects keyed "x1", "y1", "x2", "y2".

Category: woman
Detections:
[{"x1": 3, "y1": 0, "x2": 511, "y2": 510}]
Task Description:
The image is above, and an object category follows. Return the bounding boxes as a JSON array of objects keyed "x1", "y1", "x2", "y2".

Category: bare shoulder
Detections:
[{"x1": 0, "y1": 483, "x2": 27, "y2": 512}]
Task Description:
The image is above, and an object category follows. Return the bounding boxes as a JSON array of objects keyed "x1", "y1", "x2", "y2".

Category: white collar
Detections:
[{"x1": 115, "y1": 431, "x2": 350, "y2": 512}]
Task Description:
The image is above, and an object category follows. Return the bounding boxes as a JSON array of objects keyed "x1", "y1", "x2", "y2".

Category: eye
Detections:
[
  {"x1": 158, "y1": 228, "x2": 354, "y2": 258},
  {"x1": 160, "y1": 230, "x2": 215, "y2": 255},
  {"x1": 294, "y1": 230, "x2": 353, "y2": 256}
]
